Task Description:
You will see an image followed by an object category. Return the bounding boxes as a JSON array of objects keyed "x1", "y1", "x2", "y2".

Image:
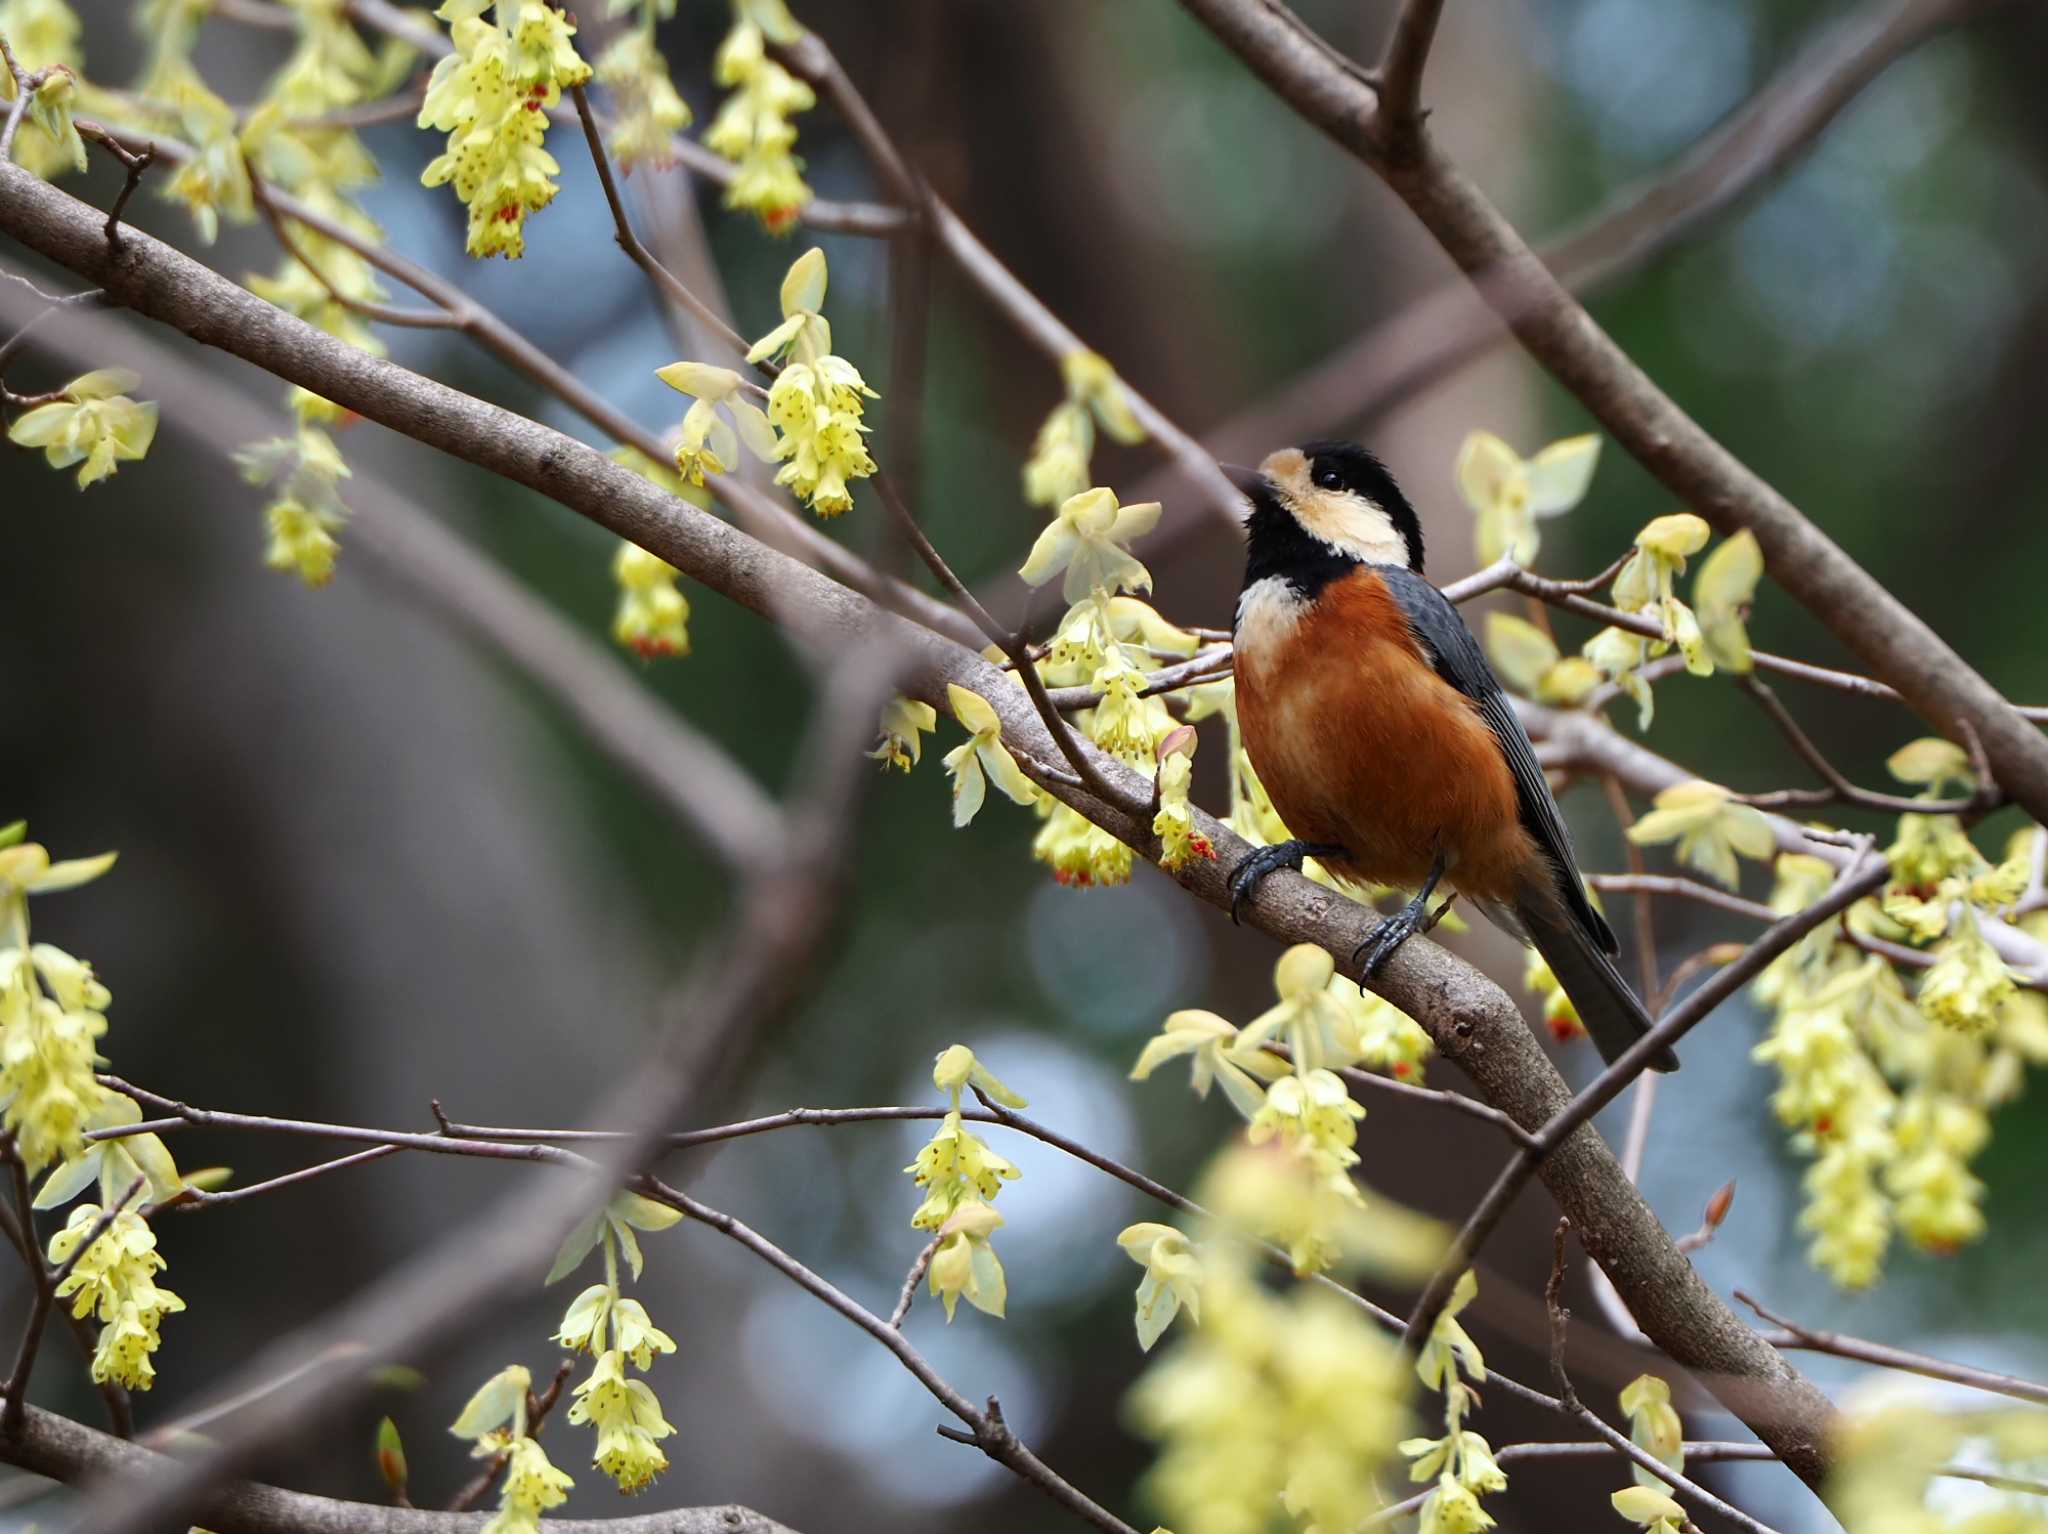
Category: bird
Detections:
[{"x1": 1219, "y1": 440, "x2": 1676, "y2": 1072}]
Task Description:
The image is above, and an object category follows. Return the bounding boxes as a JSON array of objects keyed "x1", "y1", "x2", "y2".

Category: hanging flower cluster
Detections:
[
  {"x1": 416, "y1": 0, "x2": 592, "y2": 259},
  {"x1": 594, "y1": 7, "x2": 690, "y2": 172},
  {"x1": 48, "y1": 1201, "x2": 185, "y2": 1390},
  {"x1": 1122, "y1": 1145, "x2": 1415, "y2": 1534},
  {"x1": 902, "y1": 1045, "x2": 1026, "y2": 1322},
  {"x1": 703, "y1": 0, "x2": 814, "y2": 231},
  {"x1": 548, "y1": 1190, "x2": 683, "y2": 1492},
  {"x1": 2, "y1": 826, "x2": 193, "y2": 1389},
  {"x1": 1750, "y1": 799, "x2": 2047, "y2": 1287},
  {"x1": 1399, "y1": 1269, "x2": 1509, "y2": 1534},
  {"x1": 235, "y1": 427, "x2": 354, "y2": 587}
]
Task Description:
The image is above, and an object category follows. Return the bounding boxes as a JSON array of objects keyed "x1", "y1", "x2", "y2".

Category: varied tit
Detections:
[{"x1": 1221, "y1": 442, "x2": 1676, "y2": 1072}]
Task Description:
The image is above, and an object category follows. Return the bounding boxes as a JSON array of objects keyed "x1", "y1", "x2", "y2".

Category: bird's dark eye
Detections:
[{"x1": 1312, "y1": 464, "x2": 1344, "y2": 491}]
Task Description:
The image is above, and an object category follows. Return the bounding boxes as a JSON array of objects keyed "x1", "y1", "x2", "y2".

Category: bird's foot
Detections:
[
  {"x1": 1354, "y1": 891, "x2": 1455, "y2": 977},
  {"x1": 1226, "y1": 840, "x2": 1348, "y2": 924}
]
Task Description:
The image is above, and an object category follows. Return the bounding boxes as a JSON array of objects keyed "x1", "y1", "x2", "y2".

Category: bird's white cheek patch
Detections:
[{"x1": 1234, "y1": 577, "x2": 1309, "y2": 668}]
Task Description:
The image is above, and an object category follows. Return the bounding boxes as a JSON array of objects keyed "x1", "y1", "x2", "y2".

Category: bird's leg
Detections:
[
  {"x1": 1226, "y1": 839, "x2": 1349, "y2": 924},
  {"x1": 1354, "y1": 849, "x2": 1449, "y2": 977}
]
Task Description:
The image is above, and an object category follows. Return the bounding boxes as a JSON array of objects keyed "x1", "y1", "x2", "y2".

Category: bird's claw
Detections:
[
  {"x1": 1353, "y1": 908, "x2": 1421, "y2": 977},
  {"x1": 1226, "y1": 840, "x2": 1346, "y2": 925}
]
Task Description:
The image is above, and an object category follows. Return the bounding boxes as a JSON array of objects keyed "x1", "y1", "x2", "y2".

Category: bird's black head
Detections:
[{"x1": 1223, "y1": 441, "x2": 1424, "y2": 598}]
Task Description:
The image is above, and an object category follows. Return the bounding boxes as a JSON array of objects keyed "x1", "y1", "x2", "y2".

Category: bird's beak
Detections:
[{"x1": 1219, "y1": 462, "x2": 1265, "y2": 496}]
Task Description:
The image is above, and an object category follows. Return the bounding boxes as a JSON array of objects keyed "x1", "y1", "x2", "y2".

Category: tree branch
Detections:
[
  {"x1": 1738, "y1": 1290, "x2": 2048, "y2": 1408},
  {"x1": 0, "y1": 1397, "x2": 798, "y2": 1534}
]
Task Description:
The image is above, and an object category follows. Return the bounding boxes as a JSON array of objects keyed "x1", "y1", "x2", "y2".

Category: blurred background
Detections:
[{"x1": 4, "y1": 0, "x2": 2048, "y2": 1529}]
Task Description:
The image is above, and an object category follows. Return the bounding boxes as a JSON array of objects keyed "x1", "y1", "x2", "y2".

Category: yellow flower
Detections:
[
  {"x1": 500, "y1": 1436, "x2": 574, "y2": 1517},
  {"x1": 927, "y1": 1199, "x2": 1007, "y2": 1321},
  {"x1": 1415, "y1": 1268, "x2": 1485, "y2": 1392},
  {"x1": 869, "y1": 695, "x2": 938, "y2": 772},
  {"x1": 594, "y1": 28, "x2": 690, "y2": 170},
  {"x1": 1018, "y1": 487, "x2": 1162, "y2": 602},
  {"x1": 417, "y1": 0, "x2": 591, "y2": 259},
  {"x1": 1917, "y1": 907, "x2": 2012, "y2": 1032},
  {"x1": 941, "y1": 684, "x2": 1038, "y2": 827},
  {"x1": 1130, "y1": 1009, "x2": 1288, "y2": 1121},
  {"x1": 237, "y1": 428, "x2": 352, "y2": 586},
  {"x1": 1887, "y1": 737, "x2": 1975, "y2": 796},
  {"x1": 1416, "y1": 1471, "x2": 1496, "y2": 1534},
  {"x1": 9, "y1": 369, "x2": 159, "y2": 490},
  {"x1": 611, "y1": 542, "x2": 690, "y2": 660},
  {"x1": 1610, "y1": 1485, "x2": 1686, "y2": 1531},
  {"x1": 608, "y1": 1297, "x2": 676, "y2": 1371},
  {"x1": 1627, "y1": 780, "x2": 1775, "y2": 888},
  {"x1": 653, "y1": 361, "x2": 777, "y2": 485},
  {"x1": 0, "y1": 0, "x2": 84, "y2": 179},
  {"x1": 1247, "y1": 1068, "x2": 1366, "y2": 1193},
  {"x1": 160, "y1": 82, "x2": 255, "y2": 243},
  {"x1": 1583, "y1": 626, "x2": 1655, "y2": 731},
  {"x1": 905, "y1": 1109, "x2": 1019, "y2": 1231},
  {"x1": 1032, "y1": 799, "x2": 1135, "y2": 888},
  {"x1": 931, "y1": 1042, "x2": 1028, "y2": 1108},
  {"x1": 1456, "y1": 430, "x2": 1601, "y2": 566},
  {"x1": 1482, "y1": 614, "x2": 1596, "y2": 704},
  {"x1": 1232, "y1": 945, "x2": 1356, "y2": 1073},
  {"x1": 1887, "y1": 811, "x2": 1985, "y2": 889},
  {"x1": 704, "y1": 15, "x2": 814, "y2": 231},
  {"x1": 1087, "y1": 659, "x2": 1175, "y2": 774},
  {"x1": 1693, "y1": 530, "x2": 1762, "y2": 673},
  {"x1": 1613, "y1": 514, "x2": 1713, "y2": 675},
  {"x1": 553, "y1": 1282, "x2": 611, "y2": 1354},
  {"x1": 567, "y1": 1348, "x2": 675, "y2": 1492},
  {"x1": 1117, "y1": 1222, "x2": 1201, "y2": 1350},
  {"x1": 1618, "y1": 1374, "x2": 1684, "y2": 1488},
  {"x1": 742, "y1": 252, "x2": 878, "y2": 514},
  {"x1": 49, "y1": 1205, "x2": 185, "y2": 1390},
  {"x1": 25, "y1": 66, "x2": 85, "y2": 175},
  {"x1": 1152, "y1": 730, "x2": 1215, "y2": 874},
  {"x1": 1021, "y1": 350, "x2": 1145, "y2": 507}
]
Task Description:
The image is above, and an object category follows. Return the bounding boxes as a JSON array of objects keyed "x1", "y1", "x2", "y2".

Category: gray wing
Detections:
[{"x1": 1377, "y1": 566, "x2": 1618, "y2": 955}]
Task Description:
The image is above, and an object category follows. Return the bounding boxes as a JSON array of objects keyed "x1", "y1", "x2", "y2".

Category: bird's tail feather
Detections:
[{"x1": 1516, "y1": 892, "x2": 1678, "y2": 1072}]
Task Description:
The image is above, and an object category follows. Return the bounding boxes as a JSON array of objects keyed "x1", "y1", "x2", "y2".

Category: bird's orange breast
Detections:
[{"x1": 1234, "y1": 568, "x2": 1535, "y2": 901}]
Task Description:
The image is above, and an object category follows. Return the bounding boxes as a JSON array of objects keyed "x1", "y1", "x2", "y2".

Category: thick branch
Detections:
[{"x1": 0, "y1": 1398, "x2": 796, "y2": 1534}]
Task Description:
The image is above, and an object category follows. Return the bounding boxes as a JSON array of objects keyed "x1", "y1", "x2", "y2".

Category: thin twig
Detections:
[
  {"x1": 1733, "y1": 675, "x2": 1994, "y2": 815},
  {"x1": 645, "y1": 1179, "x2": 1139, "y2": 1534},
  {"x1": 72, "y1": 126, "x2": 156, "y2": 248},
  {"x1": 1375, "y1": 0, "x2": 1446, "y2": 127},
  {"x1": 1738, "y1": 1291, "x2": 2048, "y2": 1407},
  {"x1": 889, "y1": 1236, "x2": 941, "y2": 1329},
  {"x1": 1544, "y1": 1220, "x2": 1782, "y2": 1534},
  {"x1": 569, "y1": 83, "x2": 755, "y2": 364},
  {"x1": 0, "y1": 32, "x2": 40, "y2": 163}
]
